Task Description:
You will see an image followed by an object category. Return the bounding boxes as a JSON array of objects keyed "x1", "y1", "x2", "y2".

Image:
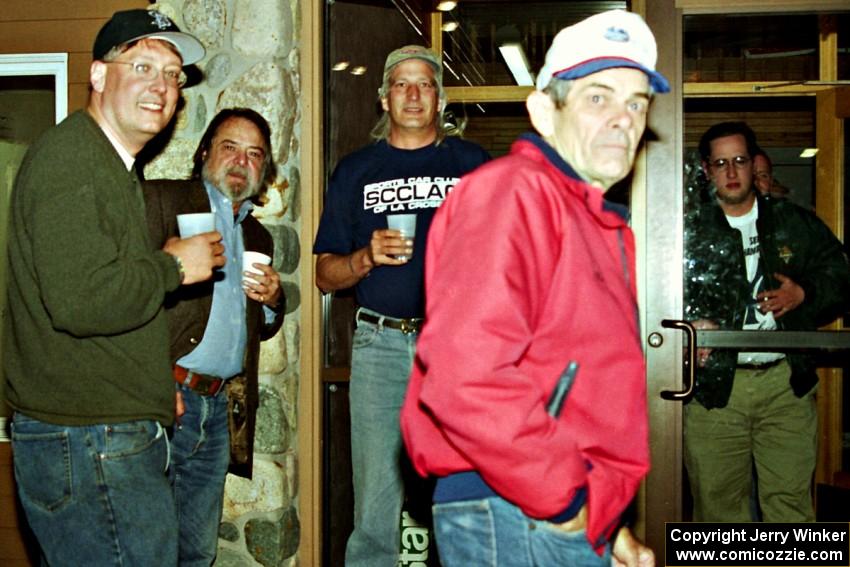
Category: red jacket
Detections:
[{"x1": 400, "y1": 135, "x2": 649, "y2": 549}]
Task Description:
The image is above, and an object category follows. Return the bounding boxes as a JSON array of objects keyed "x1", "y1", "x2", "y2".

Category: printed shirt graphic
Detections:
[
  {"x1": 313, "y1": 137, "x2": 490, "y2": 318},
  {"x1": 363, "y1": 176, "x2": 456, "y2": 213},
  {"x1": 725, "y1": 200, "x2": 784, "y2": 365}
]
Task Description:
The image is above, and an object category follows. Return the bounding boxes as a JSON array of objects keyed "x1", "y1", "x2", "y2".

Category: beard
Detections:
[{"x1": 203, "y1": 163, "x2": 263, "y2": 203}]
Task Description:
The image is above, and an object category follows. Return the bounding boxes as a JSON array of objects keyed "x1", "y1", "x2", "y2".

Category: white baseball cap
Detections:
[{"x1": 535, "y1": 9, "x2": 670, "y2": 93}]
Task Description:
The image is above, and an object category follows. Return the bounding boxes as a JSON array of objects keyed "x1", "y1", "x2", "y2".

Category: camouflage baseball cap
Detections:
[{"x1": 382, "y1": 45, "x2": 442, "y2": 86}]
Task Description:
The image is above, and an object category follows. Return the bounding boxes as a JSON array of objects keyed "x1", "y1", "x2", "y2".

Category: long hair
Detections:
[{"x1": 191, "y1": 107, "x2": 275, "y2": 185}]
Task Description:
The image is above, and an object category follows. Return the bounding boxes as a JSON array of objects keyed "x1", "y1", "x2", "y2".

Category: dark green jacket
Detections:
[
  {"x1": 684, "y1": 193, "x2": 850, "y2": 409},
  {"x1": 3, "y1": 111, "x2": 182, "y2": 425}
]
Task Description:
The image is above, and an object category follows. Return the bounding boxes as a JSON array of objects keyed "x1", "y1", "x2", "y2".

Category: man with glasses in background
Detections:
[
  {"x1": 3, "y1": 9, "x2": 223, "y2": 565},
  {"x1": 684, "y1": 121, "x2": 850, "y2": 523}
]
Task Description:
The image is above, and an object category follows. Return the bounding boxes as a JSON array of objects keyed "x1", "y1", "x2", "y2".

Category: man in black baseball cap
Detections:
[
  {"x1": 93, "y1": 9, "x2": 205, "y2": 65},
  {"x1": 4, "y1": 9, "x2": 224, "y2": 566}
]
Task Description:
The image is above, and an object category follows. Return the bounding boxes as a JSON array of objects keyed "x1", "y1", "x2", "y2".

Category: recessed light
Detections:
[
  {"x1": 332, "y1": 61, "x2": 350, "y2": 71},
  {"x1": 436, "y1": 1, "x2": 457, "y2": 11},
  {"x1": 799, "y1": 148, "x2": 818, "y2": 158},
  {"x1": 441, "y1": 21, "x2": 459, "y2": 32},
  {"x1": 350, "y1": 66, "x2": 367, "y2": 76}
]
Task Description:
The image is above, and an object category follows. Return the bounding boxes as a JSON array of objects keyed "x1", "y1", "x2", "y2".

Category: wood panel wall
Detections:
[{"x1": 0, "y1": 0, "x2": 149, "y2": 112}]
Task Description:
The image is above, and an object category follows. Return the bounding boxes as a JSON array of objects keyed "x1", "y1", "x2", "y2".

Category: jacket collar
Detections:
[{"x1": 514, "y1": 132, "x2": 631, "y2": 224}]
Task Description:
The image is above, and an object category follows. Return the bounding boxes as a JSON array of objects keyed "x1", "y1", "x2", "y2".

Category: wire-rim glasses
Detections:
[{"x1": 105, "y1": 61, "x2": 187, "y2": 88}]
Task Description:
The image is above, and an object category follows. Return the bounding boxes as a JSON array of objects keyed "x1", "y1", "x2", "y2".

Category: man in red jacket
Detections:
[{"x1": 400, "y1": 9, "x2": 668, "y2": 567}]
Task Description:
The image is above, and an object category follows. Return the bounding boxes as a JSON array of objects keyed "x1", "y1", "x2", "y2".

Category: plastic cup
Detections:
[
  {"x1": 242, "y1": 251, "x2": 271, "y2": 284},
  {"x1": 387, "y1": 214, "x2": 416, "y2": 261},
  {"x1": 177, "y1": 212, "x2": 216, "y2": 238}
]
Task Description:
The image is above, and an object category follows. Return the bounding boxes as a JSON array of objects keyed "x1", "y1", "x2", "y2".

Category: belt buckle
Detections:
[{"x1": 399, "y1": 319, "x2": 417, "y2": 335}]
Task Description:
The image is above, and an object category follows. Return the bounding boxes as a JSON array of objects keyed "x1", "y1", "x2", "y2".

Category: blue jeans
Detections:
[
  {"x1": 345, "y1": 308, "x2": 418, "y2": 567},
  {"x1": 170, "y1": 385, "x2": 231, "y2": 567},
  {"x1": 433, "y1": 496, "x2": 611, "y2": 567},
  {"x1": 11, "y1": 412, "x2": 177, "y2": 567}
]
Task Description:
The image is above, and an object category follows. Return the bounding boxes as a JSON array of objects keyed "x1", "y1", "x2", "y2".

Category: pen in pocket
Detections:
[{"x1": 546, "y1": 361, "x2": 579, "y2": 418}]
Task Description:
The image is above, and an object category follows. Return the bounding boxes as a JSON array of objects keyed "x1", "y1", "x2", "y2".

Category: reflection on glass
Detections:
[
  {"x1": 441, "y1": 1, "x2": 626, "y2": 87},
  {"x1": 323, "y1": 0, "x2": 425, "y2": 371},
  {"x1": 684, "y1": 14, "x2": 821, "y2": 83},
  {"x1": 684, "y1": 97, "x2": 815, "y2": 209},
  {"x1": 445, "y1": 101, "x2": 531, "y2": 157}
]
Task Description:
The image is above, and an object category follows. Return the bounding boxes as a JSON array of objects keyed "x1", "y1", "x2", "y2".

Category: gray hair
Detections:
[
  {"x1": 542, "y1": 74, "x2": 656, "y2": 109},
  {"x1": 542, "y1": 78, "x2": 574, "y2": 109}
]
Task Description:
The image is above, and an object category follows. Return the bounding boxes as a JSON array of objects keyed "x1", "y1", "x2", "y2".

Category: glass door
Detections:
[{"x1": 643, "y1": 4, "x2": 849, "y2": 553}]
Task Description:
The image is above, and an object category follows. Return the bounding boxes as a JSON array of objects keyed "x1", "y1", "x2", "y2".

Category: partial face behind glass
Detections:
[
  {"x1": 753, "y1": 154, "x2": 773, "y2": 195},
  {"x1": 705, "y1": 134, "x2": 755, "y2": 209}
]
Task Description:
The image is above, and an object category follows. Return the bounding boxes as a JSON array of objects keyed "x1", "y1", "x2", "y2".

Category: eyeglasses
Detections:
[
  {"x1": 709, "y1": 155, "x2": 751, "y2": 171},
  {"x1": 105, "y1": 61, "x2": 187, "y2": 87}
]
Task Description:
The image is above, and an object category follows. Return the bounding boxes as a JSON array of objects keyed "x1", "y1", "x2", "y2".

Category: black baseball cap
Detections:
[{"x1": 92, "y1": 9, "x2": 205, "y2": 65}]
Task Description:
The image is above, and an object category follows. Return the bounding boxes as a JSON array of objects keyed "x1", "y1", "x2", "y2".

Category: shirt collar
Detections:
[{"x1": 99, "y1": 125, "x2": 135, "y2": 170}]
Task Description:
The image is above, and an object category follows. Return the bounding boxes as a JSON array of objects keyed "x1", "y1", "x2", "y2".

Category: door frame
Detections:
[
  {"x1": 303, "y1": 1, "x2": 848, "y2": 563},
  {"x1": 643, "y1": 2, "x2": 847, "y2": 554}
]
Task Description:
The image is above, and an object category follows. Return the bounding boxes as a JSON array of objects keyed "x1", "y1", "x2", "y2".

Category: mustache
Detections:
[{"x1": 226, "y1": 166, "x2": 250, "y2": 179}]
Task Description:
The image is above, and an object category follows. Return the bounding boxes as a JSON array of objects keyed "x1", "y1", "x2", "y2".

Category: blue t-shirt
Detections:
[{"x1": 313, "y1": 137, "x2": 490, "y2": 318}]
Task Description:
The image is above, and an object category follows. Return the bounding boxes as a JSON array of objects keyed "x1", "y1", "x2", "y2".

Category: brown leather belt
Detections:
[
  {"x1": 356, "y1": 311, "x2": 423, "y2": 335},
  {"x1": 173, "y1": 365, "x2": 225, "y2": 396}
]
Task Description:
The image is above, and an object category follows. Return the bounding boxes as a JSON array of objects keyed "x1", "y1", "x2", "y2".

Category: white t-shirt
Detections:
[{"x1": 725, "y1": 200, "x2": 784, "y2": 365}]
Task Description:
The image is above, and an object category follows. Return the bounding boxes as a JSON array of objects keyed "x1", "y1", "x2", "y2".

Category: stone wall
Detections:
[{"x1": 147, "y1": 1, "x2": 302, "y2": 565}]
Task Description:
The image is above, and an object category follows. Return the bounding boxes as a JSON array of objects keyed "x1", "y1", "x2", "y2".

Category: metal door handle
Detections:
[{"x1": 659, "y1": 319, "x2": 695, "y2": 401}]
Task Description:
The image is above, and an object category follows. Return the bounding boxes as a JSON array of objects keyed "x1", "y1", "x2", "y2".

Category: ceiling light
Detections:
[
  {"x1": 350, "y1": 66, "x2": 367, "y2": 76},
  {"x1": 436, "y1": 1, "x2": 457, "y2": 11},
  {"x1": 799, "y1": 148, "x2": 819, "y2": 158},
  {"x1": 332, "y1": 61, "x2": 350, "y2": 71},
  {"x1": 441, "y1": 21, "x2": 459, "y2": 32},
  {"x1": 498, "y1": 43, "x2": 534, "y2": 87}
]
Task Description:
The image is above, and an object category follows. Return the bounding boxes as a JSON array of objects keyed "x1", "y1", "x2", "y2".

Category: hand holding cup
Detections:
[
  {"x1": 386, "y1": 214, "x2": 416, "y2": 262},
  {"x1": 242, "y1": 251, "x2": 281, "y2": 307}
]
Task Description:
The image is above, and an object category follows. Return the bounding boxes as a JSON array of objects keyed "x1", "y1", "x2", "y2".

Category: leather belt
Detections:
[
  {"x1": 173, "y1": 365, "x2": 225, "y2": 396},
  {"x1": 737, "y1": 358, "x2": 785, "y2": 371},
  {"x1": 357, "y1": 311, "x2": 423, "y2": 335}
]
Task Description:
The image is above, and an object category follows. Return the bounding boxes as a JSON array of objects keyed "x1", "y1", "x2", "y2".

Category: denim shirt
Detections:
[{"x1": 176, "y1": 182, "x2": 252, "y2": 378}]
